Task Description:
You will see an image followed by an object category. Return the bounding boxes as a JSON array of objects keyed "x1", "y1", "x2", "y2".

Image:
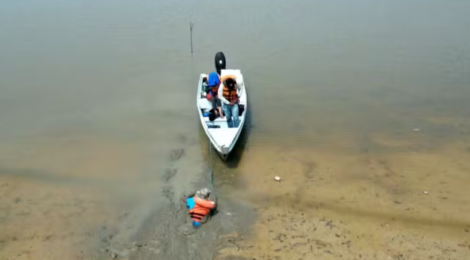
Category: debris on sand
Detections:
[{"x1": 274, "y1": 176, "x2": 281, "y2": 181}]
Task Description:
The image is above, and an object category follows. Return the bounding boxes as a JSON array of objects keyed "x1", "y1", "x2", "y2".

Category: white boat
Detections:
[{"x1": 197, "y1": 69, "x2": 247, "y2": 160}]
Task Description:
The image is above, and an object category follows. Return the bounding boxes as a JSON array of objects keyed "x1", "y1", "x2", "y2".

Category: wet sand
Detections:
[
  {"x1": 217, "y1": 116, "x2": 470, "y2": 260},
  {"x1": 0, "y1": 125, "x2": 255, "y2": 260},
  {"x1": 2, "y1": 115, "x2": 470, "y2": 260}
]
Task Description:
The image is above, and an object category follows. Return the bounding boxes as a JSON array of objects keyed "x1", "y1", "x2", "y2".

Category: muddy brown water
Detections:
[{"x1": 1, "y1": 0, "x2": 470, "y2": 259}]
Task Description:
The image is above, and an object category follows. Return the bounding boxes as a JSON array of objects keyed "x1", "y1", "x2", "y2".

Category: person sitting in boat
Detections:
[
  {"x1": 218, "y1": 76, "x2": 241, "y2": 128},
  {"x1": 206, "y1": 72, "x2": 224, "y2": 118},
  {"x1": 185, "y1": 188, "x2": 216, "y2": 228}
]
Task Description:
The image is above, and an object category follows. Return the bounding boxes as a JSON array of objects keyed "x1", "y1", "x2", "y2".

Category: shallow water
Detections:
[{"x1": 1, "y1": 0, "x2": 470, "y2": 259}]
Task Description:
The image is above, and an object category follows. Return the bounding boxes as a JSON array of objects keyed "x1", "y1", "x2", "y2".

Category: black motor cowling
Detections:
[{"x1": 214, "y1": 52, "x2": 226, "y2": 75}]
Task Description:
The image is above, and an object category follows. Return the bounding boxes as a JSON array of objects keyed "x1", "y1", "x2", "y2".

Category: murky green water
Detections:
[{"x1": 1, "y1": 0, "x2": 469, "y2": 259}]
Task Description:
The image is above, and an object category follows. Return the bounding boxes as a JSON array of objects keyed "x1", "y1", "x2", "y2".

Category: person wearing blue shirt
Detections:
[{"x1": 206, "y1": 72, "x2": 224, "y2": 119}]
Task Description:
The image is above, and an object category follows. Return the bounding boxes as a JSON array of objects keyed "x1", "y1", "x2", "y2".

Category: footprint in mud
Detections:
[
  {"x1": 302, "y1": 161, "x2": 316, "y2": 179},
  {"x1": 169, "y1": 148, "x2": 185, "y2": 162},
  {"x1": 177, "y1": 134, "x2": 197, "y2": 146},
  {"x1": 162, "y1": 168, "x2": 178, "y2": 182},
  {"x1": 377, "y1": 159, "x2": 396, "y2": 177},
  {"x1": 177, "y1": 134, "x2": 188, "y2": 144},
  {"x1": 178, "y1": 223, "x2": 196, "y2": 236},
  {"x1": 162, "y1": 186, "x2": 174, "y2": 201}
]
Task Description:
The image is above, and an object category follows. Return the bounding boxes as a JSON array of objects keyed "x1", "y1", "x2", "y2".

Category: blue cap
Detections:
[{"x1": 207, "y1": 72, "x2": 220, "y2": 87}]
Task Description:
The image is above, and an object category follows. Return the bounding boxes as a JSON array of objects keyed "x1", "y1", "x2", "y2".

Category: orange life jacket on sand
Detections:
[{"x1": 188, "y1": 198, "x2": 216, "y2": 223}]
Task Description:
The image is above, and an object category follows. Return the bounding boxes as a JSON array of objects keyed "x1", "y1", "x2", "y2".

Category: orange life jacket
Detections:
[
  {"x1": 188, "y1": 198, "x2": 216, "y2": 223},
  {"x1": 221, "y1": 75, "x2": 238, "y2": 103},
  {"x1": 223, "y1": 85, "x2": 238, "y2": 103}
]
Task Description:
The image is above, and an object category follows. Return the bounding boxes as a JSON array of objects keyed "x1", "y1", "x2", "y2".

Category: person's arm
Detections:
[{"x1": 218, "y1": 84, "x2": 230, "y2": 105}]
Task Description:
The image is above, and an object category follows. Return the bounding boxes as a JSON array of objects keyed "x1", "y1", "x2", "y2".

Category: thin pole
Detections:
[{"x1": 190, "y1": 22, "x2": 195, "y2": 55}]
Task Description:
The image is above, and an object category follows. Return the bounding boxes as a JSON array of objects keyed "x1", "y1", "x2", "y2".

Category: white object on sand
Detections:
[
  {"x1": 414, "y1": 128, "x2": 421, "y2": 132},
  {"x1": 423, "y1": 191, "x2": 428, "y2": 195},
  {"x1": 274, "y1": 176, "x2": 281, "y2": 181}
]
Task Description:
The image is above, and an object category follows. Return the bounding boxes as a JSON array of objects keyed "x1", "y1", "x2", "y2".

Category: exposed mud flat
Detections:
[
  {"x1": 217, "y1": 119, "x2": 470, "y2": 260},
  {"x1": 2, "y1": 121, "x2": 470, "y2": 260},
  {"x1": 0, "y1": 123, "x2": 256, "y2": 260}
]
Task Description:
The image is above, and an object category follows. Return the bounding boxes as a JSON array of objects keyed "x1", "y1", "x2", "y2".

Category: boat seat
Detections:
[{"x1": 198, "y1": 98, "x2": 213, "y2": 111}]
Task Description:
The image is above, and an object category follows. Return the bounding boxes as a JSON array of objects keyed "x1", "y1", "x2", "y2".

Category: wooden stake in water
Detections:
[{"x1": 190, "y1": 22, "x2": 195, "y2": 55}]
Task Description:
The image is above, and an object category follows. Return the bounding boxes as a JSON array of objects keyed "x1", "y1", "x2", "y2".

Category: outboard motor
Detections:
[{"x1": 214, "y1": 52, "x2": 226, "y2": 75}]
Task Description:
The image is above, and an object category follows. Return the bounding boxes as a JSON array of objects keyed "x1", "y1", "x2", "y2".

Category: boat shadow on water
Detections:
[{"x1": 224, "y1": 110, "x2": 251, "y2": 169}]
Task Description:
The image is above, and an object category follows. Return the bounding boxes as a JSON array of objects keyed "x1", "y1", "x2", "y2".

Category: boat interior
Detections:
[{"x1": 198, "y1": 75, "x2": 245, "y2": 129}]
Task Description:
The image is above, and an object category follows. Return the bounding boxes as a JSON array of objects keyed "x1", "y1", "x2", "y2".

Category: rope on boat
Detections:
[{"x1": 208, "y1": 138, "x2": 217, "y2": 203}]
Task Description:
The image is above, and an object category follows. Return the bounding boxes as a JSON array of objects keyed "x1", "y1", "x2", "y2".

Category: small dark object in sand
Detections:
[
  {"x1": 133, "y1": 242, "x2": 145, "y2": 248},
  {"x1": 325, "y1": 220, "x2": 335, "y2": 229}
]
